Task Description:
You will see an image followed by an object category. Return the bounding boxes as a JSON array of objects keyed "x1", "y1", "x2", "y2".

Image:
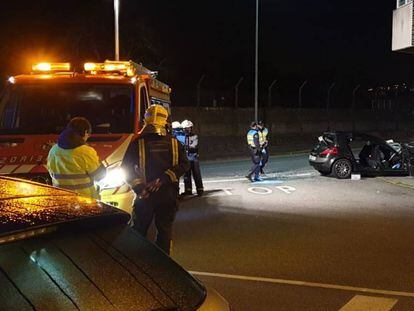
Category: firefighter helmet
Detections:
[
  {"x1": 140, "y1": 104, "x2": 170, "y2": 136},
  {"x1": 172, "y1": 121, "x2": 181, "y2": 129},
  {"x1": 181, "y1": 119, "x2": 193, "y2": 129}
]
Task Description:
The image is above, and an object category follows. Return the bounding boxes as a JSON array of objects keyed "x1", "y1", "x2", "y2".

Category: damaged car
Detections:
[{"x1": 308, "y1": 131, "x2": 414, "y2": 179}]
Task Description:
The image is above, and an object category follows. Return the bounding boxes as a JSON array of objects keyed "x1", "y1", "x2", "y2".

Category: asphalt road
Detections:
[{"x1": 171, "y1": 154, "x2": 414, "y2": 310}]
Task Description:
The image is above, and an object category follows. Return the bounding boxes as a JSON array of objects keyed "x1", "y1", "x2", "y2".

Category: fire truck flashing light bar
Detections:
[
  {"x1": 84, "y1": 61, "x2": 135, "y2": 77},
  {"x1": 32, "y1": 62, "x2": 71, "y2": 72}
]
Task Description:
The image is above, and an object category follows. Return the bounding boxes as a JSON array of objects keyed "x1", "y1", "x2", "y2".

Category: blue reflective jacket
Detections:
[{"x1": 175, "y1": 132, "x2": 186, "y2": 145}]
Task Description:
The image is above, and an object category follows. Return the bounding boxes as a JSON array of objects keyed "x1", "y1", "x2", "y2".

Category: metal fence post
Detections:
[
  {"x1": 298, "y1": 80, "x2": 307, "y2": 109},
  {"x1": 268, "y1": 80, "x2": 277, "y2": 107},
  {"x1": 196, "y1": 74, "x2": 206, "y2": 107},
  {"x1": 235, "y1": 77, "x2": 244, "y2": 108},
  {"x1": 352, "y1": 84, "x2": 360, "y2": 132}
]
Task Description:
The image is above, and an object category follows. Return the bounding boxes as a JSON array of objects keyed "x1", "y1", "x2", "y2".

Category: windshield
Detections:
[{"x1": 0, "y1": 83, "x2": 135, "y2": 134}]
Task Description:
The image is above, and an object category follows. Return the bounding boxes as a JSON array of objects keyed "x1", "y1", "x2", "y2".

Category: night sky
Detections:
[{"x1": 0, "y1": 0, "x2": 411, "y2": 107}]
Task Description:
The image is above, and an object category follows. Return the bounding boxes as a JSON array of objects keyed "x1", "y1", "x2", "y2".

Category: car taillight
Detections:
[{"x1": 320, "y1": 146, "x2": 338, "y2": 156}]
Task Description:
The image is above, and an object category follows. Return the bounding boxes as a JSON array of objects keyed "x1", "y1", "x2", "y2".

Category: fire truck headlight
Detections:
[{"x1": 99, "y1": 167, "x2": 126, "y2": 189}]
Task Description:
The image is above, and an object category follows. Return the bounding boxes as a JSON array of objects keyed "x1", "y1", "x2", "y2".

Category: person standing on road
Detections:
[
  {"x1": 122, "y1": 105, "x2": 190, "y2": 255},
  {"x1": 181, "y1": 119, "x2": 204, "y2": 196},
  {"x1": 258, "y1": 121, "x2": 269, "y2": 175},
  {"x1": 246, "y1": 121, "x2": 262, "y2": 182},
  {"x1": 171, "y1": 120, "x2": 185, "y2": 194},
  {"x1": 47, "y1": 117, "x2": 106, "y2": 199}
]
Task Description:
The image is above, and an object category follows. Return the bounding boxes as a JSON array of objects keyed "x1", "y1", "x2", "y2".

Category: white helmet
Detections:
[
  {"x1": 172, "y1": 121, "x2": 181, "y2": 129},
  {"x1": 181, "y1": 119, "x2": 193, "y2": 129}
]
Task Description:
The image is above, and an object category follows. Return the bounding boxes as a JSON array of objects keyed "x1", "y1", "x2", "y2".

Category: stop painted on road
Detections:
[{"x1": 247, "y1": 185, "x2": 297, "y2": 195}]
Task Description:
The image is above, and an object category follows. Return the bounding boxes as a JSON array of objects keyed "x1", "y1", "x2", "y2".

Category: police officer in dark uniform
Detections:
[
  {"x1": 181, "y1": 119, "x2": 204, "y2": 196},
  {"x1": 246, "y1": 121, "x2": 262, "y2": 182},
  {"x1": 122, "y1": 105, "x2": 190, "y2": 255}
]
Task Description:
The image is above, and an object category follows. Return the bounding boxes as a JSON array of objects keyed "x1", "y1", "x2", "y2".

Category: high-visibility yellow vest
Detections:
[
  {"x1": 47, "y1": 144, "x2": 106, "y2": 199},
  {"x1": 247, "y1": 129, "x2": 258, "y2": 147},
  {"x1": 259, "y1": 127, "x2": 269, "y2": 146}
]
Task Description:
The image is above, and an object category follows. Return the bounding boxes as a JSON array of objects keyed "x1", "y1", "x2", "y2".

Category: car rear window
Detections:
[
  {"x1": 0, "y1": 177, "x2": 126, "y2": 235},
  {"x1": 322, "y1": 134, "x2": 336, "y2": 146}
]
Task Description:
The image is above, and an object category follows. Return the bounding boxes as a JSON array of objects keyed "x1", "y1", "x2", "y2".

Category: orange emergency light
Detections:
[
  {"x1": 84, "y1": 60, "x2": 135, "y2": 76},
  {"x1": 32, "y1": 62, "x2": 71, "y2": 72}
]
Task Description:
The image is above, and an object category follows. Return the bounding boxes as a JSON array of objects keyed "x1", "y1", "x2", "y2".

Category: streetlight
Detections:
[
  {"x1": 114, "y1": 0, "x2": 120, "y2": 61},
  {"x1": 254, "y1": 0, "x2": 259, "y2": 122}
]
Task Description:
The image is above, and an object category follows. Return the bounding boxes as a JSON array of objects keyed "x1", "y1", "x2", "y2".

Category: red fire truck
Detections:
[{"x1": 0, "y1": 60, "x2": 172, "y2": 212}]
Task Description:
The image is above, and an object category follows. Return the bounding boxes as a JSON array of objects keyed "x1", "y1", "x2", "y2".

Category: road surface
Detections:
[{"x1": 170, "y1": 154, "x2": 414, "y2": 310}]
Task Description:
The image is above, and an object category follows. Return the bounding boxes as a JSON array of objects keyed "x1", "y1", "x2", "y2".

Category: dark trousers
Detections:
[
  {"x1": 261, "y1": 147, "x2": 269, "y2": 171},
  {"x1": 131, "y1": 186, "x2": 178, "y2": 255},
  {"x1": 184, "y1": 160, "x2": 204, "y2": 193},
  {"x1": 248, "y1": 147, "x2": 261, "y2": 178}
]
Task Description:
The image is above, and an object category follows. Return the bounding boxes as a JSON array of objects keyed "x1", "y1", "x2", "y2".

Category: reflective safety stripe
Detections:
[
  {"x1": 89, "y1": 164, "x2": 106, "y2": 180},
  {"x1": 169, "y1": 240, "x2": 173, "y2": 255},
  {"x1": 259, "y1": 128, "x2": 269, "y2": 145},
  {"x1": 172, "y1": 138, "x2": 179, "y2": 166},
  {"x1": 247, "y1": 130, "x2": 257, "y2": 147},
  {"x1": 51, "y1": 173, "x2": 89, "y2": 179},
  {"x1": 56, "y1": 181, "x2": 95, "y2": 190},
  {"x1": 165, "y1": 169, "x2": 177, "y2": 183},
  {"x1": 138, "y1": 139, "x2": 146, "y2": 182},
  {"x1": 259, "y1": 132, "x2": 265, "y2": 145},
  {"x1": 130, "y1": 178, "x2": 144, "y2": 188}
]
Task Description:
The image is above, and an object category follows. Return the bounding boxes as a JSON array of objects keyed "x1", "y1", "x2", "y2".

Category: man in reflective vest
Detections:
[
  {"x1": 181, "y1": 119, "x2": 204, "y2": 196},
  {"x1": 246, "y1": 121, "x2": 262, "y2": 182},
  {"x1": 122, "y1": 105, "x2": 190, "y2": 255},
  {"x1": 47, "y1": 117, "x2": 106, "y2": 199},
  {"x1": 258, "y1": 120, "x2": 269, "y2": 174}
]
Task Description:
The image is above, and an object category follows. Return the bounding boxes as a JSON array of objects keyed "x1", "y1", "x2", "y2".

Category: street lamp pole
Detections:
[
  {"x1": 114, "y1": 0, "x2": 120, "y2": 61},
  {"x1": 254, "y1": 0, "x2": 259, "y2": 122}
]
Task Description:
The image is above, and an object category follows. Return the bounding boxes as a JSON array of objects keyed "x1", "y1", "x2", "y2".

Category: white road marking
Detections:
[
  {"x1": 247, "y1": 187, "x2": 273, "y2": 195},
  {"x1": 189, "y1": 271, "x2": 414, "y2": 298},
  {"x1": 200, "y1": 171, "x2": 315, "y2": 184},
  {"x1": 339, "y1": 295, "x2": 397, "y2": 311},
  {"x1": 202, "y1": 178, "x2": 249, "y2": 184},
  {"x1": 276, "y1": 185, "x2": 297, "y2": 194},
  {"x1": 206, "y1": 188, "x2": 234, "y2": 197},
  {"x1": 293, "y1": 172, "x2": 313, "y2": 177},
  {"x1": 222, "y1": 188, "x2": 233, "y2": 195}
]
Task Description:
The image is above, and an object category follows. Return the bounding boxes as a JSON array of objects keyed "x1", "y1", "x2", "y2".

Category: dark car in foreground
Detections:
[
  {"x1": 0, "y1": 176, "x2": 229, "y2": 311},
  {"x1": 309, "y1": 132, "x2": 414, "y2": 179}
]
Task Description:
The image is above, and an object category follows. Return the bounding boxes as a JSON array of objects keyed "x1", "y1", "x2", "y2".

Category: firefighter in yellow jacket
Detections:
[
  {"x1": 47, "y1": 117, "x2": 106, "y2": 199},
  {"x1": 122, "y1": 105, "x2": 190, "y2": 255}
]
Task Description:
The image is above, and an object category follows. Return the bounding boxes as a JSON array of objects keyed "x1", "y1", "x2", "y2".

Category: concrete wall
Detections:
[{"x1": 171, "y1": 107, "x2": 414, "y2": 159}]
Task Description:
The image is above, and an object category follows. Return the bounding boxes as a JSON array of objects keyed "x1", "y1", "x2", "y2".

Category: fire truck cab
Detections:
[{"x1": 0, "y1": 60, "x2": 172, "y2": 213}]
